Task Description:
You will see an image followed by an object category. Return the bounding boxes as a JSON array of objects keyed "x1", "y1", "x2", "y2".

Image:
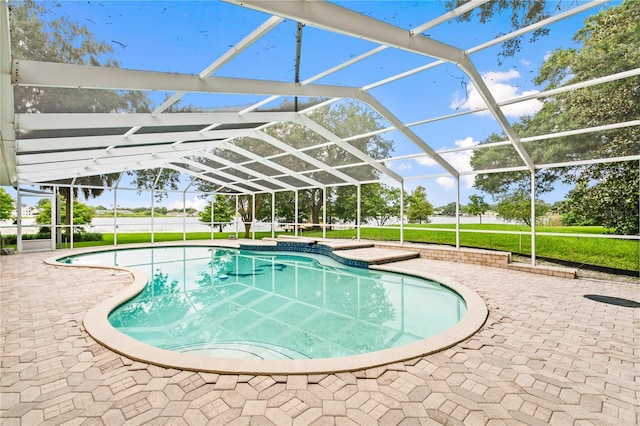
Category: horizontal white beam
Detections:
[
  {"x1": 16, "y1": 111, "x2": 297, "y2": 131},
  {"x1": 17, "y1": 128, "x2": 248, "y2": 153},
  {"x1": 17, "y1": 139, "x2": 218, "y2": 165},
  {"x1": 13, "y1": 59, "x2": 362, "y2": 99}
]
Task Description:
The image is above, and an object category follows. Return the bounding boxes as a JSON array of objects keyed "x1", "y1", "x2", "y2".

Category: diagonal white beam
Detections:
[
  {"x1": 293, "y1": 115, "x2": 403, "y2": 183},
  {"x1": 364, "y1": 1, "x2": 606, "y2": 91},
  {"x1": 154, "y1": 16, "x2": 284, "y2": 115},
  {"x1": 220, "y1": 141, "x2": 326, "y2": 188},
  {"x1": 252, "y1": 130, "x2": 359, "y2": 185},
  {"x1": 12, "y1": 60, "x2": 362, "y2": 99},
  {"x1": 168, "y1": 163, "x2": 254, "y2": 194},
  {"x1": 197, "y1": 151, "x2": 297, "y2": 191},
  {"x1": 457, "y1": 55, "x2": 534, "y2": 171},
  {"x1": 181, "y1": 157, "x2": 275, "y2": 193},
  {"x1": 410, "y1": 0, "x2": 492, "y2": 36},
  {"x1": 200, "y1": 16, "x2": 284, "y2": 79},
  {"x1": 359, "y1": 93, "x2": 460, "y2": 178},
  {"x1": 468, "y1": 0, "x2": 607, "y2": 55},
  {"x1": 236, "y1": 1, "x2": 488, "y2": 115},
  {"x1": 226, "y1": 0, "x2": 463, "y2": 63}
]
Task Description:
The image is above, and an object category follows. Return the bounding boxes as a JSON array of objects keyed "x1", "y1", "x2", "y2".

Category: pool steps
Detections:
[{"x1": 243, "y1": 236, "x2": 420, "y2": 267}]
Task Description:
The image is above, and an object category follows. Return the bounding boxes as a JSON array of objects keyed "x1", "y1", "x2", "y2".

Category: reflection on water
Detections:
[{"x1": 64, "y1": 247, "x2": 466, "y2": 360}]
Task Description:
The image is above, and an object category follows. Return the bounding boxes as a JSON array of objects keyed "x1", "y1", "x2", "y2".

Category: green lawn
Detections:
[
  {"x1": 9, "y1": 224, "x2": 639, "y2": 272},
  {"x1": 300, "y1": 224, "x2": 639, "y2": 272}
]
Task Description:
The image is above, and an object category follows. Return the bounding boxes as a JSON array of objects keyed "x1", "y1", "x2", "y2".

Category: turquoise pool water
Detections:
[{"x1": 61, "y1": 246, "x2": 466, "y2": 360}]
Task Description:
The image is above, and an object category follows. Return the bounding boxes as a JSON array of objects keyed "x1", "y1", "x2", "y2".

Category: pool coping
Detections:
[{"x1": 46, "y1": 241, "x2": 489, "y2": 375}]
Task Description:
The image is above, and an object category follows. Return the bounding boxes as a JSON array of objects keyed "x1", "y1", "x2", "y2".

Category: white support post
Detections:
[
  {"x1": 182, "y1": 191, "x2": 187, "y2": 241},
  {"x1": 70, "y1": 185, "x2": 74, "y2": 249},
  {"x1": 16, "y1": 189, "x2": 22, "y2": 253},
  {"x1": 400, "y1": 182, "x2": 404, "y2": 245},
  {"x1": 271, "y1": 192, "x2": 275, "y2": 239},
  {"x1": 235, "y1": 195, "x2": 239, "y2": 239},
  {"x1": 211, "y1": 195, "x2": 214, "y2": 240},
  {"x1": 456, "y1": 179, "x2": 461, "y2": 249},
  {"x1": 530, "y1": 171, "x2": 536, "y2": 266},
  {"x1": 294, "y1": 190, "x2": 299, "y2": 236},
  {"x1": 113, "y1": 187, "x2": 118, "y2": 246},
  {"x1": 357, "y1": 184, "x2": 361, "y2": 241},
  {"x1": 151, "y1": 190, "x2": 155, "y2": 243},
  {"x1": 251, "y1": 194, "x2": 256, "y2": 240},
  {"x1": 322, "y1": 188, "x2": 327, "y2": 240},
  {"x1": 52, "y1": 188, "x2": 57, "y2": 250}
]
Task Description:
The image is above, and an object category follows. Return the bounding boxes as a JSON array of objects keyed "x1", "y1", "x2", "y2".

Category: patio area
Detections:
[{"x1": 1, "y1": 244, "x2": 637, "y2": 425}]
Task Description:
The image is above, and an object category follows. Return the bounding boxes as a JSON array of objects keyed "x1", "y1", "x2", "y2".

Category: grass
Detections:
[
  {"x1": 300, "y1": 224, "x2": 639, "y2": 272},
  {"x1": 9, "y1": 224, "x2": 639, "y2": 272}
]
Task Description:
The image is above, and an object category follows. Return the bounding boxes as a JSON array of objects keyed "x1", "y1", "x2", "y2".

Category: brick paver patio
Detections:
[{"x1": 1, "y1": 246, "x2": 638, "y2": 425}]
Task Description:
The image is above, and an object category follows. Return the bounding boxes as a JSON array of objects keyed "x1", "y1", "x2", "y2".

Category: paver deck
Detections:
[
  {"x1": 1, "y1": 242, "x2": 638, "y2": 425},
  {"x1": 332, "y1": 247, "x2": 419, "y2": 265}
]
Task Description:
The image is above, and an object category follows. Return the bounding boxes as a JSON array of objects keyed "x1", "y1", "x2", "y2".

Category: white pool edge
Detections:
[{"x1": 46, "y1": 241, "x2": 488, "y2": 375}]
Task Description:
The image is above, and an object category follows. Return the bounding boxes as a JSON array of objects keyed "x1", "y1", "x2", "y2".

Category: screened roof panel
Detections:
[
  {"x1": 241, "y1": 162, "x2": 285, "y2": 178},
  {"x1": 275, "y1": 175, "x2": 315, "y2": 189},
  {"x1": 268, "y1": 154, "x2": 316, "y2": 173},
  {"x1": 307, "y1": 170, "x2": 348, "y2": 186},
  {"x1": 1, "y1": 0, "x2": 638, "y2": 193},
  {"x1": 337, "y1": 164, "x2": 381, "y2": 181}
]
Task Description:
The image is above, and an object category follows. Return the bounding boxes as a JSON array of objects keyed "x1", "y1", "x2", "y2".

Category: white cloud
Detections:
[
  {"x1": 415, "y1": 156, "x2": 437, "y2": 167},
  {"x1": 436, "y1": 176, "x2": 455, "y2": 190},
  {"x1": 169, "y1": 196, "x2": 208, "y2": 211},
  {"x1": 450, "y1": 69, "x2": 542, "y2": 118},
  {"x1": 410, "y1": 137, "x2": 478, "y2": 191},
  {"x1": 439, "y1": 137, "x2": 477, "y2": 189},
  {"x1": 392, "y1": 161, "x2": 413, "y2": 171}
]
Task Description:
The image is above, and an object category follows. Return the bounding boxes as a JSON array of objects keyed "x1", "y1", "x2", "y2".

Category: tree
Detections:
[
  {"x1": 9, "y1": 0, "x2": 151, "y2": 114},
  {"x1": 467, "y1": 195, "x2": 489, "y2": 224},
  {"x1": 471, "y1": 2, "x2": 639, "y2": 234},
  {"x1": 35, "y1": 197, "x2": 95, "y2": 233},
  {"x1": 127, "y1": 169, "x2": 181, "y2": 202},
  {"x1": 560, "y1": 167, "x2": 639, "y2": 234},
  {"x1": 532, "y1": 1, "x2": 639, "y2": 234},
  {"x1": 10, "y1": 0, "x2": 153, "y2": 245},
  {"x1": 360, "y1": 184, "x2": 404, "y2": 227},
  {"x1": 236, "y1": 194, "x2": 271, "y2": 238},
  {"x1": 495, "y1": 191, "x2": 550, "y2": 226},
  {"x1": 445, "y1": 0, "x2": 550, "y2": 64},
  {"x1": 439, "y1": 202, "x2": 457, "y2": 217},
  {"x1": 199, "y1": 195, "x2": 236, "y2": 232},
  {"x1": 407, "y1": 186, "x2": 433, "y2": 224},
  {"x1": 193, "y1": 100, "x2": 395, "y2": 226},
  {"x1": 0, "y1": 188, "x2": 15, "y2": 221}
]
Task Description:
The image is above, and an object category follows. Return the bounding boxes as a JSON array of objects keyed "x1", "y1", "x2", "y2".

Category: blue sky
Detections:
[{"x1": 9, "y1": 0, "x2": 618, "y2": 210}]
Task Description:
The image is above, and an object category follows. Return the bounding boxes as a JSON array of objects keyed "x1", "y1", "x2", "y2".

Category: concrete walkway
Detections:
[{"x1": 1, "y1": 246, "x2": 638, "y2": 425}]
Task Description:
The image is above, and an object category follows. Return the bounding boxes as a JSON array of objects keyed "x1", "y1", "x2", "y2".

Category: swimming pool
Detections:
[{"x1": 54, "y1": 243, "x2": 487, "y2": 374}]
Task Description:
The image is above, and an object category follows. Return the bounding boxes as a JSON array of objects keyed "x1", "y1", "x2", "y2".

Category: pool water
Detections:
[{"x1": 61, "y1": 246, "x2": 466, "y2": 360}]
